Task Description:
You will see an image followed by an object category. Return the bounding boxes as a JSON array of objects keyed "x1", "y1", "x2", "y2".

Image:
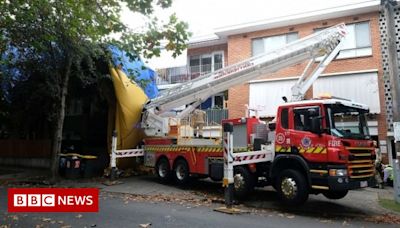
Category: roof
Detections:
[
  {"x1": 189, "y1": 0, "x2": 380, "y2": 48},
  {"x1": 280, "y1": 98, "x2": 370, "y2": 111},
  {"x1": 187, "y1": 34, "x2": 227, "y2": 49}
]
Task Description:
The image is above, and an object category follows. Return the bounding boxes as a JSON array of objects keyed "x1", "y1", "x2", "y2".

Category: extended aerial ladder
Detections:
[{"x1": 141, "y1": 23, "x2": 347, "y2": 136}]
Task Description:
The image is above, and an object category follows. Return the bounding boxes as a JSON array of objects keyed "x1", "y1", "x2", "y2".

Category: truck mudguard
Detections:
[{"x1": 270, "y1": 154, "x2": 312, "y2": 186}]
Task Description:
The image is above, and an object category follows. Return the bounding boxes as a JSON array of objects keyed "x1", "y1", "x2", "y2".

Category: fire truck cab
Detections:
[{"x1": 266, "y1": 97, "x2": 375, "y2": 204}]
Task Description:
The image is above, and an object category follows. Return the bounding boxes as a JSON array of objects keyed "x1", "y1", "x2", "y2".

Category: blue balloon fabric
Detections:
[{"x1": 108, "y1": 46, "x2": 159, "y2": 99}]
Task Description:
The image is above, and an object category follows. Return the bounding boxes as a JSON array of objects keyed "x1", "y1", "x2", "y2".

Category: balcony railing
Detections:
[{"x1": 156, "y1": 62, "x2": 224, "y2": 85}]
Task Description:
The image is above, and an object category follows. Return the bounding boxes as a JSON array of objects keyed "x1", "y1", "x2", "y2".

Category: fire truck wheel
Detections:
[
  {"x1": 322, "y1": 190, "x2": 348, "y2": 200},
  {"x1": 174, "y1": 159, "x2": 190, "y2": 185},
  {"x1": 155, "y1": 158, "x2": 172, "y2": 183},
  {"x1": 277, "y1": 169, "x2": 309, "y2": 205},
  {"x1": 233, "y1": 166, "x2": 255, "y2": 199}
]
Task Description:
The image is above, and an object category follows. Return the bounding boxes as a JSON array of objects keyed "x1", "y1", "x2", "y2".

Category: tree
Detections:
[{"x1": 0, "y1": 0, "x2": 190, "y2": 181}]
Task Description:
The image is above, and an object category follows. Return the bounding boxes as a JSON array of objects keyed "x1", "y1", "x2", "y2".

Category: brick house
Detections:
[{"x1": 158, "y1": 2, "x2": 391, "y2": 158}]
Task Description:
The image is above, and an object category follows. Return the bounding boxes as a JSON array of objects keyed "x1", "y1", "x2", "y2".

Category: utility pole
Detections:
[{"x1": 382, "y1": 0, "x2": 400, "y2": 203}]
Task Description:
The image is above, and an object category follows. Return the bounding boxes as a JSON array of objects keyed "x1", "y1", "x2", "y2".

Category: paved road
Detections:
[
  {"x1": 0, "y1": 168, "x2": 399, "y2": 227},
  {"x1": 0, "y1": 187, "x2": 396, "y2": 228}
]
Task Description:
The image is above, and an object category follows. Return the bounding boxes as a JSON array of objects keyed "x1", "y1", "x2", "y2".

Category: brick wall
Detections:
[
  {"x1": 223, "y1": 12, "x2": 388, "y2": 142},
  {"x1": 187, "y1": 43, "x2": 228, "y2": 64}
]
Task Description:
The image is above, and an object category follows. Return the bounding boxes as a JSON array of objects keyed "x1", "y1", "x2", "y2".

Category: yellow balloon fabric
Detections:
[{"x1": 109, "y1": 67, "x2": 148, "y2": 152}]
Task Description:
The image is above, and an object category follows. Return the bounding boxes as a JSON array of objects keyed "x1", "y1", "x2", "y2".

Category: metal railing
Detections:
[
  {"x1": 177, "y1": 109, "x2": 228, "y2": 126},
  {"x1": 205, "y1": 109, "x2": 228, "y2": 125},
  {"x1": 157, "y1": 63, "x2": 224, "y2": 85}
]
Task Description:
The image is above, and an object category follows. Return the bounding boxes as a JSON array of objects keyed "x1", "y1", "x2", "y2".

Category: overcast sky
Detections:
[{"x1": 123, "y1": 0, "x2": 378, "y2": 68}]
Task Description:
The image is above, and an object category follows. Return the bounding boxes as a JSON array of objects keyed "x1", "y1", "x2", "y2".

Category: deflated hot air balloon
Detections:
[{"x1": 108, "y1": 46, "x2": 158, "y2": 167}]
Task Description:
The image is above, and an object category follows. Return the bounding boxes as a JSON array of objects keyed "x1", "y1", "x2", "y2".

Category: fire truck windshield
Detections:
[{"x1": 326, "y1": 104, "x2": 370, "y2": 140}]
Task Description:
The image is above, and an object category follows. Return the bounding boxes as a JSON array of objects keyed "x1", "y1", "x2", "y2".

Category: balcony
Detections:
[{"x1": 156, "y1": 62, "x2": 224, "y2": 85}]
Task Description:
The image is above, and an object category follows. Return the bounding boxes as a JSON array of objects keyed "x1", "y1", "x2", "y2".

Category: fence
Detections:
[{"x1": 0, "y1": 139, "x2": 51, "y2": 158}]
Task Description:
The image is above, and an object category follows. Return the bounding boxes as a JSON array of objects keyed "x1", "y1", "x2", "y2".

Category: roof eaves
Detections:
[{"x1": 215, "y1": 0, "x2": 380, "y2": 37}]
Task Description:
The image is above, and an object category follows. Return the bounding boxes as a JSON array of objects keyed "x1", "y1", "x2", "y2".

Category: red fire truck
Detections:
[{"x1": 111, "y1": 24, "x2": 376, "y2": 205}]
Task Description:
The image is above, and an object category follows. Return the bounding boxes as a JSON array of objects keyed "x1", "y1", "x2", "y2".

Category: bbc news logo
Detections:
[{"x1": 8, "y1": 188, "x2": 99, "y2": 212}]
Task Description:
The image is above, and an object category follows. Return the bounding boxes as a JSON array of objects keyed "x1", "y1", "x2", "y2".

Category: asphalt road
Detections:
[
  {"x1": 0, "y1": 187, "x2": 397, "y2": 228},
  {"x1": 0, "y1": 167, "x2": 399, "y2": 227}
]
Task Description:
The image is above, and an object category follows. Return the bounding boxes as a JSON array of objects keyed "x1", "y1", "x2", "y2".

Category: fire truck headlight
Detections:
[{"x1": 329, "y1": 169, "x2": 347, "y2": 176}]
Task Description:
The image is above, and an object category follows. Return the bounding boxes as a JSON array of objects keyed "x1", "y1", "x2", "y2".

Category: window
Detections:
[
  {"x1": 280, "y1": 108, "x2": 289, "y2": 129},
  {"x1": 189, "y1": 52, "x2": 224, "y2": 77},
  {"x1": 201, "y1": 55, "x2": 212, "y2": 73},
  {"x1": 293, "y1": 106, "x2": 320, "y2": 131},
  {"x1": 338, "y1": 22, "x2": 371, "y2": 58},
  {"x1": 189, "y1": 56, "x2": 200, "y2": 75},
  {"x1": 314, "y1": 22, "x2": 371, "y2": 59},
  {"x1": 214, "y1": 53, "x2": 223, "y2": 71},
  {"x1": 252, "y1": 32, "x2": 299, "y2": 56},
  {"x1": 214, "y1": 95, "x2": 224, "y2": 109}
]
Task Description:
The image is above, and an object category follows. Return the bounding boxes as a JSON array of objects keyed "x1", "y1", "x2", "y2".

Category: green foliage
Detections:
[
  {"x1": 0, "y1": 0, "x2": 190, "y2": 121},
  {"x1": 0, "y1": 0, "x2": 190, "y2": 67},
  {"x1": 0, "y1": 0, "x2": 190, "y2": 163}
]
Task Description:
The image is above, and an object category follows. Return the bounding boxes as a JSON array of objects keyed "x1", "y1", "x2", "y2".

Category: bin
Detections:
[{"x1": 64, "y1": 156, "x2": 81, "y2": 179}]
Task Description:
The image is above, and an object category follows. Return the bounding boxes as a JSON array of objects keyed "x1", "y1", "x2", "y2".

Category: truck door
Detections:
[{"x1": 289, "y1": 105, "x2": 327, "y2": 162}]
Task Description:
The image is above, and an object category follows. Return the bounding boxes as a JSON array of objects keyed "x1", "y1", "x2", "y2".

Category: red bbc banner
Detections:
[{"x1": 8, "y1": 188, "x2": 99, "y2": 212}]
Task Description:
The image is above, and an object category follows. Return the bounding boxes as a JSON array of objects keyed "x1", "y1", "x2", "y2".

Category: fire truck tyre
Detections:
[
  {"x1": 174, "y1": 159, "x2": 190, "y2": 185},
  {"x1": 156, "y1": 158, "x2": 172, "y2": 183},
  {"x1": 233, "y1": 166, "x2": 255, "y2": 199},
  {"x1": 277, "y1": 169, "x2": 309, "y2": 205},
  {"x1": 322, "y1": 190, "x2": 348, "y2": 200}
]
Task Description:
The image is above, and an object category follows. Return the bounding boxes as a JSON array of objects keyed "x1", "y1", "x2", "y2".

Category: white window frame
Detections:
[{"x1": 188, "y1": 51, "x2": 225, "y2": 74}]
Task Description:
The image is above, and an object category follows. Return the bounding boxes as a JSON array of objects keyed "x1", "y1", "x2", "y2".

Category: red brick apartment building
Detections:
[{"x1": 159, "y1": 1, "x2": 393, "y2": 158}]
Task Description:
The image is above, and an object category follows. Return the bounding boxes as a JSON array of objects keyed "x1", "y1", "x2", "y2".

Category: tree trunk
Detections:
[{"x1": 50, "y1": 56, "x2": 72, "y2": 182}]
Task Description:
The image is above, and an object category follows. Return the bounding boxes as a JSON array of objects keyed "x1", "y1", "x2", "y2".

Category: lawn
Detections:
[{"x1": 379, "y1": 198, "x2": 400, "y2": 213}]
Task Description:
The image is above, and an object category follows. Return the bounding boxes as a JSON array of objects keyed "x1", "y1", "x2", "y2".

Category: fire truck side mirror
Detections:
[{"x1": 310, "y1": 117, "x2": 322, "y2": 135}]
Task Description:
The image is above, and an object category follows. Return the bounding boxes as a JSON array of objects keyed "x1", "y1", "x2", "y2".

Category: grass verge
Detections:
[{"x1": 379, "y1": 198, "x2": 400, "y2": 213}]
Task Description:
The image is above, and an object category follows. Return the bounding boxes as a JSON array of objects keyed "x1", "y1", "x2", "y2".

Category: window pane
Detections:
[
  {"x1": 287, "y1": 33, "x2": 299, "y2": 43},
  {"x1": 252, "y1": 33, "x2": 298, "y2": 56},
  {"x1": 214, "y1": 53, "x2": 223, "y2": 70},
  {"x1": 190, "y1": 56, "x2": 199, "y2": 66},
  {"x1": 355, "y1": 22, "x2": 371, "y2": 48},
  {"x1": 190, "y1": 56, "x2": 200, "y2": 73},
  {"x1": 341, "y1": 24, "x2": 356, "y2": 50},
  {"x1": 293, "y1": 107, "x2": 319, "y2": 132},
  {"x1": 252, "y1": 38, "x2": 265, "y2": 56},
  {"x1": 281, "y1": 108, "x2": 288, "y2": 129},
  {"x1": 294, "y1": 112, "x2": 305, "y2": 131},
  {"x1": 214, "y1": 95, "x2": 224, "y2": 108},
  {"x1": 201, "y1": 56, "x2": 212, "y2": 73},
  {"x1": 264, "y1": 35, "x2": 286, "y2": 52}
]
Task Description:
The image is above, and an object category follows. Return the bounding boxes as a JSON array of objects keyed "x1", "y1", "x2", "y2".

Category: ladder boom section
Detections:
[
  {"x1": 290, "y1": 31, "x2": 346, "y2": 101},
  {"x1": 142, "y1": 23, "x2": 347, "y2": 136},
  {"x1": 146, "y1": 23, "x2": 347, "y2": 113}
]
